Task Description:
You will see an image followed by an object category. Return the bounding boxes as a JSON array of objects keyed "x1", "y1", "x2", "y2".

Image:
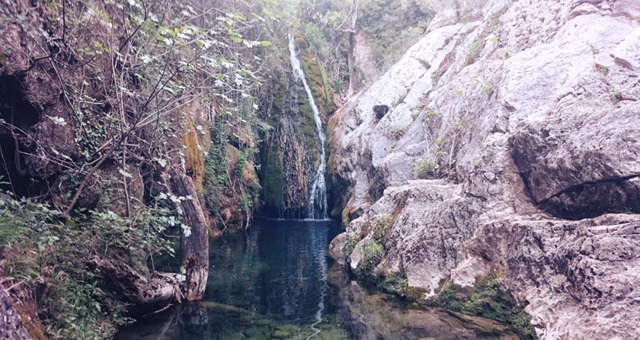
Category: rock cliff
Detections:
[{"x1": 329, "y1": 0, "x2": 640, "y2": 338}]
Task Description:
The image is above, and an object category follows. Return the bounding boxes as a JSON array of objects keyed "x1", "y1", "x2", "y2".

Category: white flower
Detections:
[{"x1": 47, "y1": 116, "x2": 67, "y2": 126}]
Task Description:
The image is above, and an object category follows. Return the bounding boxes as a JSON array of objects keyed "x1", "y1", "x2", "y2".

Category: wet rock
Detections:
[
  {"x1": 328, "y1": 265, "x2": 520, "y2": 340},
  {"x1": 329, "y1": 232, "x2": 348, "y2": 266}
]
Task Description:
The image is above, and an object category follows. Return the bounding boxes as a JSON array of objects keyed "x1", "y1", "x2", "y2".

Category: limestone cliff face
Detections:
[{"x1": 329, "y1": 0, "x2": 640, "y2": 338}]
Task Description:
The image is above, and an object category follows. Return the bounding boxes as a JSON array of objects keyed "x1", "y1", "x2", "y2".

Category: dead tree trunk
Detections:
[
  {"x1": 0, "y1": 284, "x2": 33, "y2": 340},
  {"x1": 169, "y1": 167, "x2": 209, "y2": 301},
  {"x1": 89, "y1": 256, "x2": 182, "y2": 304},
  {"x1": 346, "y1": 0, "x2": 359, "y2": 97}
]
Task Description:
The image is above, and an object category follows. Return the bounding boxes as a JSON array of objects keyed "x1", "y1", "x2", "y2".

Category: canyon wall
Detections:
[{"x1": 329, "y1": 0, "x2": 640, "y2": 338}]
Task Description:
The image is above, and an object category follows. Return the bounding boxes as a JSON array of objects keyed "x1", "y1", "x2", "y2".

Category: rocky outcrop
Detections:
[
  {"x1": 260, "y1": 74, "x2": 317, "y2": 218},
  {"x1": 329, "y1": 0, "x2": 640, "y2": 338}
]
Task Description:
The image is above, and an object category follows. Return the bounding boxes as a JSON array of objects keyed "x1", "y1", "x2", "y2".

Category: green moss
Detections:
[
  {"x1": 344, "y1": 232, "x2": 359, "y2": 257},
  {"x1": 413, "y1": 158, "x2": 437, "y2": 178},
  {"x1": 376, "y1": 271, "x2": 409, "y2": 296},
  {"x1": 426, "y1": 273, "x2": 537, "y2": 339},
  {"x1": 298, "y1": 98, "x2": 320, "y2": 165},
  {"x1": 373, "y1": 216, "x2": 388, "y2": 242},
  {"x1": 203, "y1": 121, "x2": 229, "y2": 215},
  {"x1": 354, "y1": 238, "x2": 384, "y2": 278},
  {"x1": 301, "y1": 52, "x2": 334, "y2": 116},
  {"x1": 405, "y1": 285, "x2": 428, "y2": 301},
  {"x1": 261, "y1": 145, "x2": 284, "y2": 207}
]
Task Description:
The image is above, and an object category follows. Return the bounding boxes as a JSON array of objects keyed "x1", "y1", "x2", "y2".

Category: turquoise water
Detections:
[
  {"x1": 117, "y1": 219, "x2": 348, "y2": 339},
  {"x1": 117, "y1": 219, "x2": 515, "y2": 339}
]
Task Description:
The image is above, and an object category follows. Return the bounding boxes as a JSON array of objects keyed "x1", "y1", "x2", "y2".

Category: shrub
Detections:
[
  {"x1": 344, "y1": 232, "x2": 359, "y2": 257},
  {"x1": 354, "y1": 238, "x2": 384, "y2": 278},
  {"x1": 373, "y1": 216, "x2": 388, "y2": 242},
  {"x1": 0, "y1": 191, "x2": 178, "y2": 338},
  {"x1": 413, "y1": 158, "x2": 436, "y2": 178},
  {"x1": 376, "y1": 271, "x2": 409, "y2": 296}
]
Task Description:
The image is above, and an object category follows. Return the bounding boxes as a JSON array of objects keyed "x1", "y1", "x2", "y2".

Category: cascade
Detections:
[{"x1": 287, "y1": 34, "x2": 327, "y2": 220}]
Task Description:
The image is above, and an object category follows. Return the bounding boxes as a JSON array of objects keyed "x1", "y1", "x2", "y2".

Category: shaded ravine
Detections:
[{"x1": 116, "y1": 219, "x2": 346, "y2": 340}]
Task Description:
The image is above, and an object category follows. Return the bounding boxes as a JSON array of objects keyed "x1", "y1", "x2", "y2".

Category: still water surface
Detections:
[{"x1": 117, "y1": 219, "x2": 514, "y2": 339}]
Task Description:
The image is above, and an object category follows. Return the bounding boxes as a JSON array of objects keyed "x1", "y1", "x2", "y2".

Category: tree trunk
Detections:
[
  {"x1": 347, "y1": 31, "x2": 356, "y2": 97},
  {"x1": 0, "y1": 284, "x2": 33, "y2": 340},
  {"x1": 346, "y1": 0, "x2": 359, "y2": 97},
  {"x1": 89, "y1": 256, "x2": 182, "y2": 304},
  {"x1": 169, "y1": 167, "x2": 209, "y2": 301}
]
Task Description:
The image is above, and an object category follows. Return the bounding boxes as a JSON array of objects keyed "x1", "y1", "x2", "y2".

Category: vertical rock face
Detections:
[
  {"x1": 329, "y1": 0, "x2": 640, "y2": 338},
  {"x1": 260, "y1": 74, "x2": 318, "y2": 218},
  {"x1": 260, "y1": 38, "x2": 334, "y2": 219}
]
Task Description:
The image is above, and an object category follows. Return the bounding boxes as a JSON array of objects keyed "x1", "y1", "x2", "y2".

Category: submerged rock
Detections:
[
  {"x1": 329, "y1": 0, "x2": 640, "y2": 338},
  {"x1": 328, "y1": 265, "x2": 520, "y2": 340}
]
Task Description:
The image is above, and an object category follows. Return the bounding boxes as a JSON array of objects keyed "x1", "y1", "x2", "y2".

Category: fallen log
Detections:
[
  {"x1": 89, "y1": 256, "x2": 182, "y2": 305},
  {"x1": 0, "y1": 283, "x2": 33, "y2": 339}
]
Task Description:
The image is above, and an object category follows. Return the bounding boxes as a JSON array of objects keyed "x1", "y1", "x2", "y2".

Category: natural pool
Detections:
[{"x1": 117, "y1": 219, "x2": 517, "y2": 339}]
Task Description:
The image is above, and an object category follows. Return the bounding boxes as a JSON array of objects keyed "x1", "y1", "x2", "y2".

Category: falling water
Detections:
[{"x1": 288, "y1": 33, "x2": 328, "y2": 220}]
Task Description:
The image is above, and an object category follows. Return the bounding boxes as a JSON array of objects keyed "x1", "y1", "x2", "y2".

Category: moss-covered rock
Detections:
[
  {"x1": 351, "y1": 238, "x2": 384, "y2": 279},
  {"x1": 426, "y1": 273, "x2": 536, "y2": 339},
  {"x1": 261, "y1": 144, "x2": 284, "y2": 208},
  {"x1": 257, "y1": 34, "x2": 336, "y2": 218}
]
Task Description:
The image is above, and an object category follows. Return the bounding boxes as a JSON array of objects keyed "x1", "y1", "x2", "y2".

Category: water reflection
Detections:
[
  {"x1": 117, "y1": 219, "x2": 346, "y2": 340},
  {"x1": 205, "y1": 219, "x2": 334, "y2": 321},
  {"x1": 117, "y1": 219, "x2": 516, "y2": 340}
]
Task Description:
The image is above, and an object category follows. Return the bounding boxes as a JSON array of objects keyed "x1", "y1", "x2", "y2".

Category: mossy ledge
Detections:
[{"x1": 425, "y1": 273, "x2": 536, "y2": 339}]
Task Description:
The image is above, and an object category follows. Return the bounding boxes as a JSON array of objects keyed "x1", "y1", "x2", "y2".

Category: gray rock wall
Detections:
[{"x1": 329, "y1": 0, "x2": 640, "y2": 338}]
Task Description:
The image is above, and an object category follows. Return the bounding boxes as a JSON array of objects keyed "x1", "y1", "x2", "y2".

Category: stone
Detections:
[{"x1": 328, "y1": 0, "x2": 640, "y2": 338}]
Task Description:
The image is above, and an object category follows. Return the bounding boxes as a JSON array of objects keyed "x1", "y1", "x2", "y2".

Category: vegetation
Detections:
[
  {"x1": 260, "y1": 145, "x2": 284, "y2": 208},
  {"x1": 0, "y1": 0, "x2": 536, "y2": 338},
  {"x1": 427, "y1": 273, "x2": 537, "y2": 339},
  {"x1": 297, "y1": 0, "x2": 435, "y2": 94},
  {"x1": 353, "y1": 238, "x2": 384, "y2": 278},
  {"x1": 0, "y1": 190, "x2": 180, "y2": 337},
  {"x1": 376, "y1": 271, "x2": 409, "y2": 297},
  {"x1": 0, "y1": 0, "x2": 279, "y2": 336},
  {"x1": 344, "y1": 231, "x2": 360, "y2": 257},
  {"x1": 413, "y1": 158, "x2": 437, "y2": 178}
]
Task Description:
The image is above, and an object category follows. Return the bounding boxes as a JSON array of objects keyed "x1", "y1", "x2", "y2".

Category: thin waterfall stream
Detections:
[
  {"x1": 288, "y1": 33, "x2": 329, "y2": 337},
  {"x1": 287, "y1": 33, "x2": 328, "y2": 220}
]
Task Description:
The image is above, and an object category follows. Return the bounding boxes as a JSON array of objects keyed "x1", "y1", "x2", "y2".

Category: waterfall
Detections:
[{"x1": 288, "y1": 34, "x2": 327, "y2": 220}]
